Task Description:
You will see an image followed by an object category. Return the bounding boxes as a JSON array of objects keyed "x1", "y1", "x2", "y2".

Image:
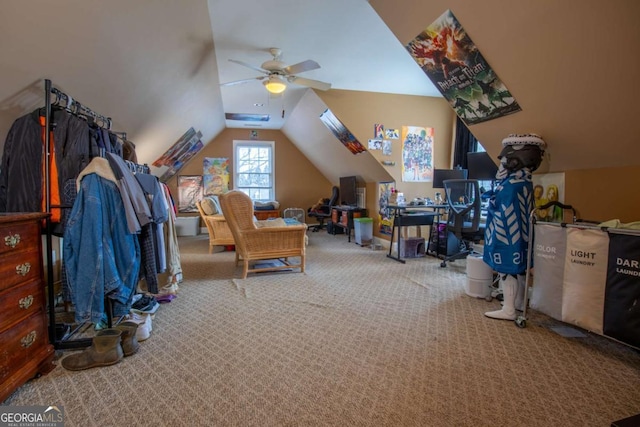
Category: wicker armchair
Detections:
[
  {"x1": 219, "y1": 190, "x2": 308, "y2": 279},
  {"x1": 196, "y1": 198, "x2": 235, "y2": 253}
]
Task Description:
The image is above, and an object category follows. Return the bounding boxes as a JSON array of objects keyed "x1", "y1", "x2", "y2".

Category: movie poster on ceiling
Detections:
[
  {"x1": 153, "y1": 127, "x2": 204, "y2": 182},
  {"x1": 406, "y1": 10, "x2": 521, "y2": 125},
  {"x1": 401, "y1": 126, "x2": 434, "y2": 182},
  {"x1": 319, "y1": 108, "x2": 367, "y2": 155}
]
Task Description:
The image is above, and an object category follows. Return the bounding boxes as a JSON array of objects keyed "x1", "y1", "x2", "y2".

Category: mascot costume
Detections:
[{"x1": 483, "y1": 134, "x2": 546, "y2": 320}]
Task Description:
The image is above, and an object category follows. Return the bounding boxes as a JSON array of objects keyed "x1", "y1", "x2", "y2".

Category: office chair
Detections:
[
  {"x1": 308, "y1": 186, "x2": 339, "y2": 232},
  {"x1": 440, "y1": 179, "x2": 483, "y2": 268}
]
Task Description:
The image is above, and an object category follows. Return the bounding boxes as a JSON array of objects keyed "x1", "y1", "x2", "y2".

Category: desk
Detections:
[
  {"x1": 386, "y1": 204, "x2": 445, "y2": 263},
  {"x1": 331, "y1": 206, "x2": 366, "y2": 242}
]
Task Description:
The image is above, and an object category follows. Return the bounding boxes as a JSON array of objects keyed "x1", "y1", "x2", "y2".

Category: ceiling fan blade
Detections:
[
  {"x1": 220, "y1": 76, "x2": 265, "y2": 87},
  {"x1": 283, "y1": 60, "x2": 320, "y2": 75},
  {"x1": 228, "y1": 59, "x2": 268, "y2": 74},
  {"x1": 288, "y1": 76, "x2": 331, "y2": 91}
]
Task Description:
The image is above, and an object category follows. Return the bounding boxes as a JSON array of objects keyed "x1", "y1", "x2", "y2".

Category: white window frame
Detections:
[{"x1": 233, "y1": 140, "x2": 275, "y2": 201}]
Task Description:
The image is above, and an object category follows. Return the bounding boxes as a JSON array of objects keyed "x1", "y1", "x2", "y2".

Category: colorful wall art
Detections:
[
  {"x1": 401, "y1": 126, "x2": 434, "y2": 182},
  {"x1": 406, "y1": 10, "x2": 521, "y2": 125},
  {"x1": 203, "y1": 157, "x2": 230, "y2": 196}
]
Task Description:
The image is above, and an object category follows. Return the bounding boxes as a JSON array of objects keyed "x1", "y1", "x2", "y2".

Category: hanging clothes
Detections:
[
  {"x1": 158, "y1": 183, "x2": 183, "y2": 291},
  {"x1": 0, "y1": 108, "x2": 97, "y2": 235},
  {"x1": 0, "y1": 109, "x2": 67, "y2": 217},
  {"x1": 135, "y1": 172, "x2": 169, "y2": 273},
  {"x1": 64, "y1": 168, "x2": 141, "y2": 324}
]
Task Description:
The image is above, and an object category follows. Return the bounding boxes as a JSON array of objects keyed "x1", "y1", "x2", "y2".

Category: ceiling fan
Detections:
[{"x1": 221, "y1": 48, "x2": 331, "y2": 94}]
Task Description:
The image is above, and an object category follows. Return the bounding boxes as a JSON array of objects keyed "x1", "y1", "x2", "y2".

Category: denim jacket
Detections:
[{"x1": 63, "y1": 173, "x2": 141, "y2": 324}]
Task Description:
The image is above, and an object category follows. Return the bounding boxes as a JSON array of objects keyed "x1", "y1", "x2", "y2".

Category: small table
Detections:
[
  {"x1": 330, "y1": 206, "x2": 367, "y2": 242},
  {"x1": 386, "y1": 204, "x2": 445, "y2": 263}
]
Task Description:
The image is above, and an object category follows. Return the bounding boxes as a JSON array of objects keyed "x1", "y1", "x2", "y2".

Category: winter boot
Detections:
[
  {"x1": 61, "y1": 329, "x2": 124, "y2": 371},
  {"x1": 485, "y1": 275, "x2": 517, "y2": 320},
  {"x1": 112, "y1": 321, "x2": 140, "y2": 356},
  {"x1": 515, "y1": 274, "x2": 526, "y2": 312}
]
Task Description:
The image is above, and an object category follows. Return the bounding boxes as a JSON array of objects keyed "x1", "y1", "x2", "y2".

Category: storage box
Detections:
[
  {"x1": 175, "y1": 216, "x2": 200, "y2": 236},
  {"x1": 354, "y1": 217, "x2": 373, "y2": 246},
  {"x1": 400, "y1": 237, "x2": 426, "y2": 258}
]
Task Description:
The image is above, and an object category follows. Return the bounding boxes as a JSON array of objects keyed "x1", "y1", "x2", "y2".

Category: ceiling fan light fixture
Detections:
[{"x1": 263, "y1": 75, "x2": 287, "y2": 94}]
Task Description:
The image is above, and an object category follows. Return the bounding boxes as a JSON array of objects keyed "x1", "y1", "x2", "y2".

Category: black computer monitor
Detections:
[
  {"x1": 432, "y1": 168, "x2": 468, "y2": 188},
  {"x1": 466, "y1": 151, "x2": 499, "y2": 181}
]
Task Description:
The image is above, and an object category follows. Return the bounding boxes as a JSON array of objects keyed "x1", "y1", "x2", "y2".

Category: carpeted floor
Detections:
[{"x1": 4, "y1": 231, "x2": 640, "y2": 426}]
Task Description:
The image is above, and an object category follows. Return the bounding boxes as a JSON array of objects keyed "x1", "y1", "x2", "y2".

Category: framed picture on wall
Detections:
[{"x1": 177, "y1": 175, "x2": 204, "y2": 213}]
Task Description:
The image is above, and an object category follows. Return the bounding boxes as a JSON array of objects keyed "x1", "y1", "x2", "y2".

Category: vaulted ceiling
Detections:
[{"x1": 1, "y1": 0, "x2": 639, "y2": 180}]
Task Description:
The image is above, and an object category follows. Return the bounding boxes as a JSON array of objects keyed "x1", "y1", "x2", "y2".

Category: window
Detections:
[{"x1": 233, "y1": 140, "x2": 275, "y2": 201}]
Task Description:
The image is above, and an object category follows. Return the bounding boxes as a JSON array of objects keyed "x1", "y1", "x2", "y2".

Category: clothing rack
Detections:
[
  {"x1": 43, "y1": 79, "x2": 137, "y2": 349},
  {"x1": 50, "y1": 87, "x2": 113, "y2": 130}
]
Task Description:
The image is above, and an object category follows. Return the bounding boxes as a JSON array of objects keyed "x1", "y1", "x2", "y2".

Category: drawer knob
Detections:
[
  {"x1": 16, "y1": 262, "x2": 31, "y2": 276},
  {"x1": 4, "y1": 233, "x2": 21, "y2": 248},
  {"x1": 21, "y1": 330, "x2": 37, "y2": 348},
  {"x1": 19, "y1": 295, "x2": 34, "y2": 309}
]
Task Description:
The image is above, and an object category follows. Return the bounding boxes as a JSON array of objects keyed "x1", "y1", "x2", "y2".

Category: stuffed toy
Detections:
[{"x1": 309, "y1": 198, "x2": 330, "y2": 213}]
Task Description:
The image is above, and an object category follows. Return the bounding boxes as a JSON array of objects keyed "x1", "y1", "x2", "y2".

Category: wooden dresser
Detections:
[{"x1": 0, "y1": 213, "x2": 55, "y2": 403}]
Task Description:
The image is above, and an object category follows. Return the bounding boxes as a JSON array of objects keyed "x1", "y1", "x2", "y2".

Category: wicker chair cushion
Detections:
[
  {"x1": 200, "y1": 196, "x2": 220, "y2": 215},
  {"x1": 255, "y1": 218, "x2": 287, "y2": 228}
]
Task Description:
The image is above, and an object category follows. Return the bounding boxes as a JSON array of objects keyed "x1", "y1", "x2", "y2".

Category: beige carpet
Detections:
[{"x1": 4, "y1": 231, "x2": 640, "y2": 426}]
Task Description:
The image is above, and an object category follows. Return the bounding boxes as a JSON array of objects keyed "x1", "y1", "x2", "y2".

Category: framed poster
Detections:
[{"x1": 177, "y1": 175, "x2": 203, "y2": 213}]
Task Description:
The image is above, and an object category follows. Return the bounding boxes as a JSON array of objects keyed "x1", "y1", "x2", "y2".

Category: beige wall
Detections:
[
  {"x1": 165, "y1": 128, "x2": 332, "y2": 222},
  {"x1": 320, "y1": 89, "x2": 640, "y2": 228},
  {"x1": 565, "y1": 166, "x2": 640, "y2": 224},
  {"x1": 319, "y1": 90, "x2": 455, "y2": 202},
  {"x1": 318, "y1": 90, "x2": 455, "y2": 237},
  {"x1": 167, "y1": 94, "x2": 640, "y2": 231}
]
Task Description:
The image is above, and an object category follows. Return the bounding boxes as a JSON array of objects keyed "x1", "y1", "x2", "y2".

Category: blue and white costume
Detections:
[
  {"x1": 483, "y1": 169, "x2": 533, "y2": 275},
  {"x1": 483, "y1": 133, "x2": 546, "y2": 321}
]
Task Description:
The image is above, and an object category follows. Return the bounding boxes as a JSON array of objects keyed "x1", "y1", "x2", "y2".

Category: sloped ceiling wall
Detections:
[
  {"x1": 282, "y1": 90, "x2": 394, "y2": 185},
  {"x1": 369, "y1": 0, "x2": 640, "y2": 172},
  {"x1": 2, "y1": 0, "x2": 639, "y2": 185},
  {"x1": 0, "y1": 0, "x2": 225, "y2": 167}
]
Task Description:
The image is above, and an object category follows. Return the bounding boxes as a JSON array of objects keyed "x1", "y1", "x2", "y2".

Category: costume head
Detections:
[{"x1": 498, "y1": 133, "x2": 546, "y2": 174}]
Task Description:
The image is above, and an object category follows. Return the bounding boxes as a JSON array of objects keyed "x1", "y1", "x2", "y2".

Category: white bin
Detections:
[
  {"x1": 175, "y1": 216, "x2": 200, "y2": 236},
  {"x1": 354, "y1": 217, "x2": 373, "y2": 246},
  {"x1": 466, "y1": 255, "x2": 493, "y2": 298}
]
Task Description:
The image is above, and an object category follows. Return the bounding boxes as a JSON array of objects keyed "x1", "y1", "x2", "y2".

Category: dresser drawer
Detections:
[
  {"x1": 0, "y1": 247, "x2": 42, "y2": 293},
  {"x1": 0, "y1": 279, "x2": 44, "y2": 332},
  {"x1": 0, "y1": 312, "x2": 48, "y2": 386},
  {"x1": 0, "y1": 221, "x2": 41, "y2": 256}
]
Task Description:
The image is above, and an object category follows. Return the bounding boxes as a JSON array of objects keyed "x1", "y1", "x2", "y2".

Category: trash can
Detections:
[
  {"x1": 354, "y1": 217, "x2": 373, "y2": 246},
  {"x1": 466, "y1": 255, "x2": 493, "y2": 298}
]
